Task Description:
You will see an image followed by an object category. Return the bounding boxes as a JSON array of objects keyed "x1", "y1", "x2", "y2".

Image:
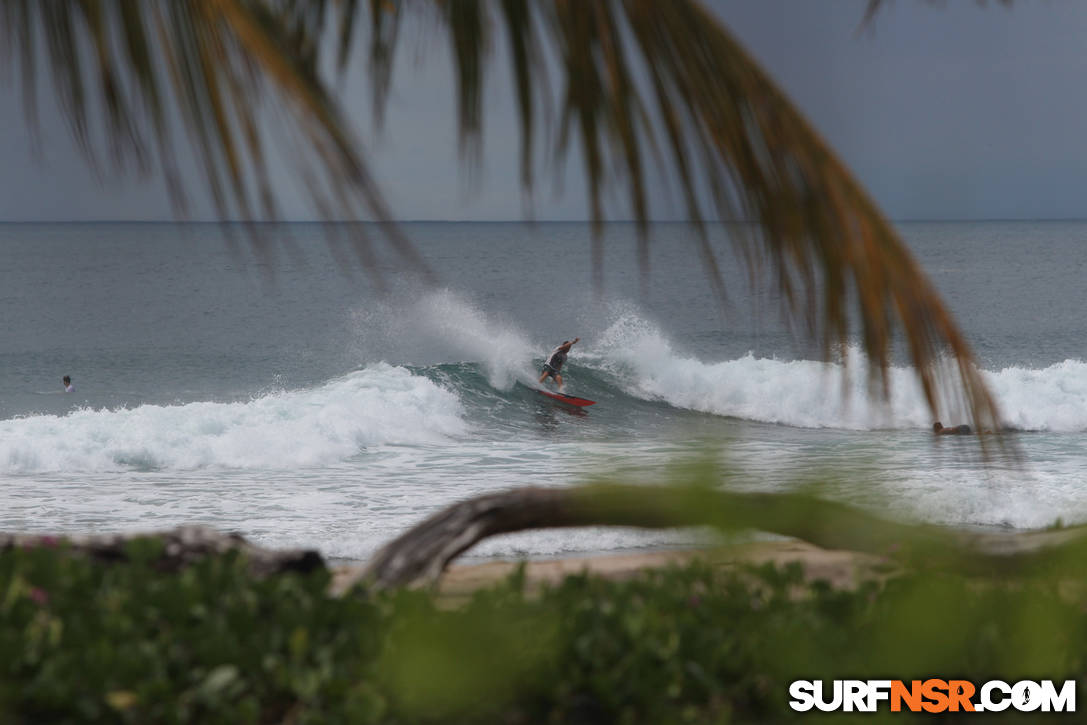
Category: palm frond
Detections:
[{"x1": 353, "y1": 0, "x2": 1001, "y2": 432}]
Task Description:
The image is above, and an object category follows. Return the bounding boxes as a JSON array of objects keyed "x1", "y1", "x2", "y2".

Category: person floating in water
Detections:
[
  {"x1": 62, "y1": 375, "x2": 74, "y2": 393},
  {"x1": 933, "y1": 421, "x2": 971, "y2": 435},
  {"x1": 538, "y1": 337, "x2": 579, "y2": 391}
]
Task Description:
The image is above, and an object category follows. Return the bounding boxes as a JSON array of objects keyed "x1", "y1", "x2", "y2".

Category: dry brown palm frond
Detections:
[
  {"x1": 1, "y1": 0, "x2": 1002, "y2": 435},
  {"x1": 344, "y1": 0, "x2": 1000, "y2": 435},
  {"x1": 352, "y1": 0, "x2": 1000, "y2": 434}
]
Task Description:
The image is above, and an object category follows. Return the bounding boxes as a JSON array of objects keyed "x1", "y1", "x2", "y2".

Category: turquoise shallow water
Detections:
[{"x1": 2, "y1": 221, "x2": 1086, "y2": 559}]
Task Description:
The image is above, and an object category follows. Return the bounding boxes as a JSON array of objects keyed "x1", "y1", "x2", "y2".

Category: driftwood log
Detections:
[
  {"x1": 0, "y1": 525, "x2": 324, "y2": 576},
  {"x1": 360, "y1": 484, "x2": 1087, "y2": 589}
]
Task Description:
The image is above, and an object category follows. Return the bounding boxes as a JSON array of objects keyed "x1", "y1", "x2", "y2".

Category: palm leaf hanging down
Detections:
[{"x1": 0, "y1": 0, "x2": 1001, "y2": 432}]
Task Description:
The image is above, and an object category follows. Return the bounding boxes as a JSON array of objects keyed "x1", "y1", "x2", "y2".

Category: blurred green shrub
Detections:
[{"x1": 1, "y1": 540, "x2": 1085, "y2": 723}]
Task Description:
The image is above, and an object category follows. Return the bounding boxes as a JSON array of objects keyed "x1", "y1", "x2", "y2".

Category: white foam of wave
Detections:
[
  {"x1": 985, "y1": 359, "x2": 1087, "y2": 432},
  {"x1": 587, "y1": 313, "x2": 1087, "y2": 431},
  {"x1": 411, "y1": 290, "x2": 537, "y2": 388},
  {"x1": 585, "y1": 314, "x2": 921, "y2": 428},
  {"x1": 353, "y1": 288, "x2": 537, "y2": 389},
  {"x1": 0, "y1": 364, "x2": 466, "y2": 473}
]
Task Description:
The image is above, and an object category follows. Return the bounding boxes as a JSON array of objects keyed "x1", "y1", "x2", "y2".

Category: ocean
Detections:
[{"x1": 2, "y1": 220, "x2": 1085, "y2": 562}]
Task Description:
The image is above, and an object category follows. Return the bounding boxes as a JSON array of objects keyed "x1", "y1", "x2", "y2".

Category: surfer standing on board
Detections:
[{"x1": 538, "y1": 337, "x2": 579, "y2": 391}]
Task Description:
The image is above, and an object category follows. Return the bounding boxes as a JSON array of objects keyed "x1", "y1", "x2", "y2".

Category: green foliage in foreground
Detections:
[{"x1": 2, "y1": 541, "x2": 1087, "y2": 723}]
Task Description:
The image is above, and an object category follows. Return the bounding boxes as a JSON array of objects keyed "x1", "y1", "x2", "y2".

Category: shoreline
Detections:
[
  {"x1": 331, "y1": 519, "x2": 1087, "y2": 598},
  {"x1": 10, "y1": 520, "x2": 1085, "y2": 599},
  {"x1": 329, "y1": 539, "x2": 896, "y2": 598},
  {"x1": 440, "y1": 540, "x2": 895, "y2": 595}
]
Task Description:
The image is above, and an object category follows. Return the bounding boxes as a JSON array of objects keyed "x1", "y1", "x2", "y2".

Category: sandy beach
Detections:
[{"x1": 328, "y1": 539, "x2": 897, "y2": 600}]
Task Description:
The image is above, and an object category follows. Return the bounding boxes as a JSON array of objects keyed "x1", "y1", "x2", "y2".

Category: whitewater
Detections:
[{"x1": 3, "y1": 221, "x2": 1087, "y2": 560}]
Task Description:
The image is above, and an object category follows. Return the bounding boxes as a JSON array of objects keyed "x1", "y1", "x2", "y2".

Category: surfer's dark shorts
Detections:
[{"x1": 541, "y1": 364, "x2": 559, "y2": 378}]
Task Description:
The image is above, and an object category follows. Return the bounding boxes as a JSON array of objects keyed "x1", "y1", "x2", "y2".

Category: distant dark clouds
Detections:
[{"x1": 2, "y1": 0, "x2": 1087, "y2": 221}]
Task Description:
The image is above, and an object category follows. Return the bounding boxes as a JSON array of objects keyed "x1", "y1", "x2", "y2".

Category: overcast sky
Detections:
[{"x1": 2, "y1": 0, "x2": 1087, "y2": 222}]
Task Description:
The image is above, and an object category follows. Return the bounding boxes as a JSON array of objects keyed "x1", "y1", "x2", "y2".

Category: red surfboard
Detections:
[{"x1": 535, "y1": 388, "x2": 596, "y2": 407}]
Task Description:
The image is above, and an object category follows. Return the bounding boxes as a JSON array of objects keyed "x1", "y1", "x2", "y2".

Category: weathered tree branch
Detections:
[
  {"x1": 0, "y1": 525, "x2": 324, "y2": 577},
  {"x1": 361, "y1": 484, "x2": 1087, "y2": 589}
]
